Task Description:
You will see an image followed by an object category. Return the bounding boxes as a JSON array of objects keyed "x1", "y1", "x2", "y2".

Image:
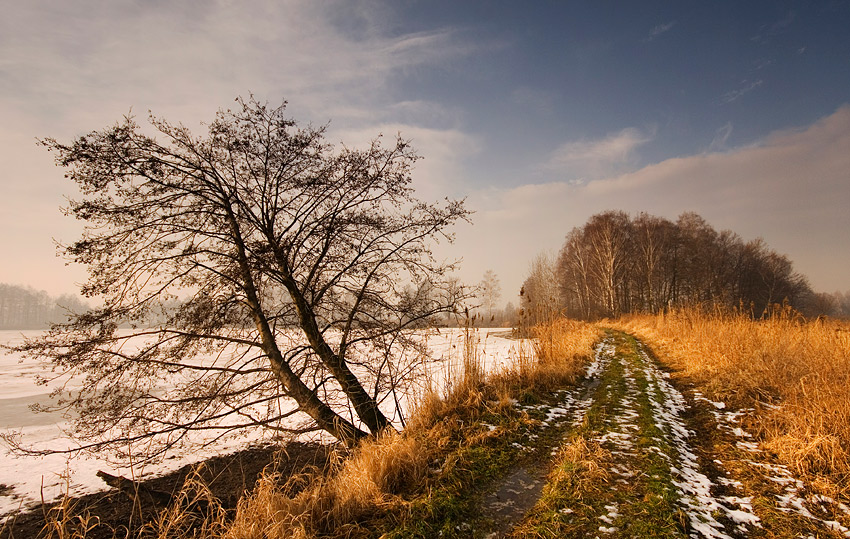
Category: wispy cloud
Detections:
[
  {"x1": 721, "y1": 79, "x2": 764, "y2": 104},
  {"x1": 543, "y1": 127, "x2": 655, "y2": 181},
  {"x1": 0, "y1": 0, "x2": 475, "y2": 132},
  {"x1": 645, "y1": 21, "x2": 677, "y2": 41},
  {"x1": 751, "y1": 11, "x2": 796, "y2": 43},
  {"x1": 708, "y1": 122, "x2": 733, "y2": 151},
  {"x1": 754, "y1": 58, "x2": 775, "y2": 70}
]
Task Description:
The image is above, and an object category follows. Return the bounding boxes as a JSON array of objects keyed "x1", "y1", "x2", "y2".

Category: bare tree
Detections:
[
  {"x1": 736, "y1": 239, "x2": 810, "y2": 316},
  {"x1": 584, "y1": 211, "x2": 632, "y2": 317},
  {"x1": 520, "y1": 252, "x2": 561, "y2": 327},
  {"x1": 555, "y1": 210, "x2": 816, "y2": 319},
  {"x1": 478, "y1": 270, "x2": 502, "y2": 322},
  {"x1": 557, "y1": 227, "x2": 594, "y2": 319},
  {"x1": 630, "y1": 213, "x2": 676, "y2": 313},
  {"x1": 9, "y1": 98, "x2": 469, "y2": 458}
]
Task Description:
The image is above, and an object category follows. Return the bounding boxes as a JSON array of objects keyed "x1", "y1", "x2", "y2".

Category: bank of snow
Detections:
[{"x1": 0, "y1": 328, "x2": 526, "y2": 518}]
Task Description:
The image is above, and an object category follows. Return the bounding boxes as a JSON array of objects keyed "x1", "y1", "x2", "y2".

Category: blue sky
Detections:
[{"x1": 1, "y1": 0, "x2": 849, "y2": 302}]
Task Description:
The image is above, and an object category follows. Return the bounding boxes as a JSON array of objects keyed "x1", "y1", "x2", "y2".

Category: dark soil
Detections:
[
  {"x1": 0, "y1": 441, "x2": 334, "y2": 539},
  {"x1": 482, "y1": 467, "x2": 547, "y2": 538}
]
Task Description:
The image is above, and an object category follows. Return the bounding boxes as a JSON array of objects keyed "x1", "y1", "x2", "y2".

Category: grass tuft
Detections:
[
  {"x1": 149, "y1": 466, "x2": 228, "y2": 539},
  {"x1": 224, "y1": 430, "x2": 431, "y2": 538}
]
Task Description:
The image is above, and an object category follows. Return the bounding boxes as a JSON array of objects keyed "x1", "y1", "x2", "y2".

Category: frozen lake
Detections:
[{"x1": 0, "y1": 328, "x2": 528, "y2": 517}]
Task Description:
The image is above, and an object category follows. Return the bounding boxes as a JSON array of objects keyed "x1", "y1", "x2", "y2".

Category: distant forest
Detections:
[
  {"x1": 521, "y1": 211, "x2": 850, "y2": 321},
  {"x1": 0, "y1": 284, "x2": 89, "y2": 329}
]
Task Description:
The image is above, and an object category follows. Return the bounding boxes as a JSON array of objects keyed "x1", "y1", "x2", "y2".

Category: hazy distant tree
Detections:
[
  {"x1": 478, "y1": 270, "x2": 502, "y2": 322},
  {"x1": 520, "y1": 252, "x2": 561, "y2": 327},
  {"x1": 502, "y1": 301, "x2": 519, "y2": 327},
  {"x1": 0, "y1": 284, "x2": 88, "y2": 329},
  {"x1": 11, "y1": 98, "x2": 469, "y2": 457},
  {"x1": 831, "y1": 291, "x2": 850, "y2": 318},
  {"x1": 805, "y1": 292, "x2": 838, "y2": 317}
]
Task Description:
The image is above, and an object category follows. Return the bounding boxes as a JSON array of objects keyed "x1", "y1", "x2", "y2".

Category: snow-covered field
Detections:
[{"x1": 0, "y1": 328, "x2": 529, "y2": 518}]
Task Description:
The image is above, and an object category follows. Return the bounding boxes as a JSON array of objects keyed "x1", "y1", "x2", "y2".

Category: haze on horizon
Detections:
[{"x1": 1, "y1": 1, "x2": 849, "y2": 302}]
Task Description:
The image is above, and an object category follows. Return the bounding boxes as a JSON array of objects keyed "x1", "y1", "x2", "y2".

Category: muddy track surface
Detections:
[{"x1": 481, "y1": 331, "x2": 850, "y2": 538}]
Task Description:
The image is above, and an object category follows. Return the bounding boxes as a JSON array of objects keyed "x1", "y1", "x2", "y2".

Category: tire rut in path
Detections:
[{"x1": 478, "y1": 339, "x2": 611, "y2": 538}]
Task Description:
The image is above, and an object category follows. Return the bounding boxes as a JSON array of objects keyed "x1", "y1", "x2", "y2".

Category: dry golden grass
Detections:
[
  {"x1": 223, "y1": 430, "x2": 430, "y2": 539},
  {"x1": 146, "y1": 467, "x2": 229, "y2": 539},
  {"x1": 612, "y1": 308, "x2": 850, "y2": 498},
  {"x1": 36, "y1": 496, "x2": 100, "y2": 539},
  {"x1": 545, "y1": 435, "x2": 610, "y2": 498},
  {"x1": 123, "y1": 320, "x2": 602, "y2": 538},
  {"x1": 221, "y1": 320, "x2": 599, "y2": 538},
  {"x1": 492, "y1": 318, "x2": 600, "y2": 396},
  {"x1": 220, "y1": 338, "x2": 485, "y2": 538}
]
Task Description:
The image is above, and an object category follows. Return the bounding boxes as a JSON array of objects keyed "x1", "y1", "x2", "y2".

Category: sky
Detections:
[{"x1": 1, "y1": 0, "x2": 849, "y2": 304}]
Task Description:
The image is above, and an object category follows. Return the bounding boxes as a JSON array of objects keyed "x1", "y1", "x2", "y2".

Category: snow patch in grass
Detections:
[{"x1": 637, "y1": 343, "x2": 760, "y2": 539}]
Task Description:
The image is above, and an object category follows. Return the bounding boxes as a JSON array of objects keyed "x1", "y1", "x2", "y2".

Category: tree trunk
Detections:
[
  {"x1": 271, "y1": 247, "x2": 393, "y2": 435},
  {"x1": 228, "y1": 211, "x2": 369, "y2": 447}
]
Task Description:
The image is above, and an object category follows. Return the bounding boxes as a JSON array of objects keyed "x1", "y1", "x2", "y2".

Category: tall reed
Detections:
[
  {"x1": 223, "y1": 431, "x2": 429, "y2": 539},
  {"x1": 490, "y1": 318, "x2": 599, "y2": 395},
  {"x1": 224, "y1": 325, "x2": 489, "y2": 539}
]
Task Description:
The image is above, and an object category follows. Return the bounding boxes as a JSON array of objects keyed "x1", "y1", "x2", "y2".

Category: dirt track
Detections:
[{"x1": 489, "y1": 331, "x2": 850, "y2": 538}]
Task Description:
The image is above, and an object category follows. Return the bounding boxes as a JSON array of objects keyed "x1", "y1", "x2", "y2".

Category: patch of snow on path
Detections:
[
  {"x1": 569, "y1": 340, "x2": 613, "y2": 427},
  {"x1": 636, "y1": 343, "x2": 761, "y2": 538}
]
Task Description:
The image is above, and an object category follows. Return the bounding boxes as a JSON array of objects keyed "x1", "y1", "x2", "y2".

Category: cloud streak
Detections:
[
  {"x1": 0, "y1": 1, "x2": 474, "y2": 131},
  {"x1": 751, "y1": 10, "x2": 796, "y2": 44},
  {"x1": 708, "y1": 122, "x2": 734, "y2": 152},
  {"x1": 721, "y1": 79, "x2": 764, "y2": 104},
  {"x1": 543, "y1": 127, "x2": 655, "y2": 182},
  {"x1": 645, "y1": 21, "x2": 677, "y2": 41}
]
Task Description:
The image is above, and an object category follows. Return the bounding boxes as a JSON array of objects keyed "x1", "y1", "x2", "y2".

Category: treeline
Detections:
[
  {"x1": 521, "y1": 211, "x2": 840, "y2": 321},
  {"x1": 0, "y1": 284, "x2": 89, "y2": 329},
  {"x1": 820, "y1": 290, "x2": 850, "y2": 318}
]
